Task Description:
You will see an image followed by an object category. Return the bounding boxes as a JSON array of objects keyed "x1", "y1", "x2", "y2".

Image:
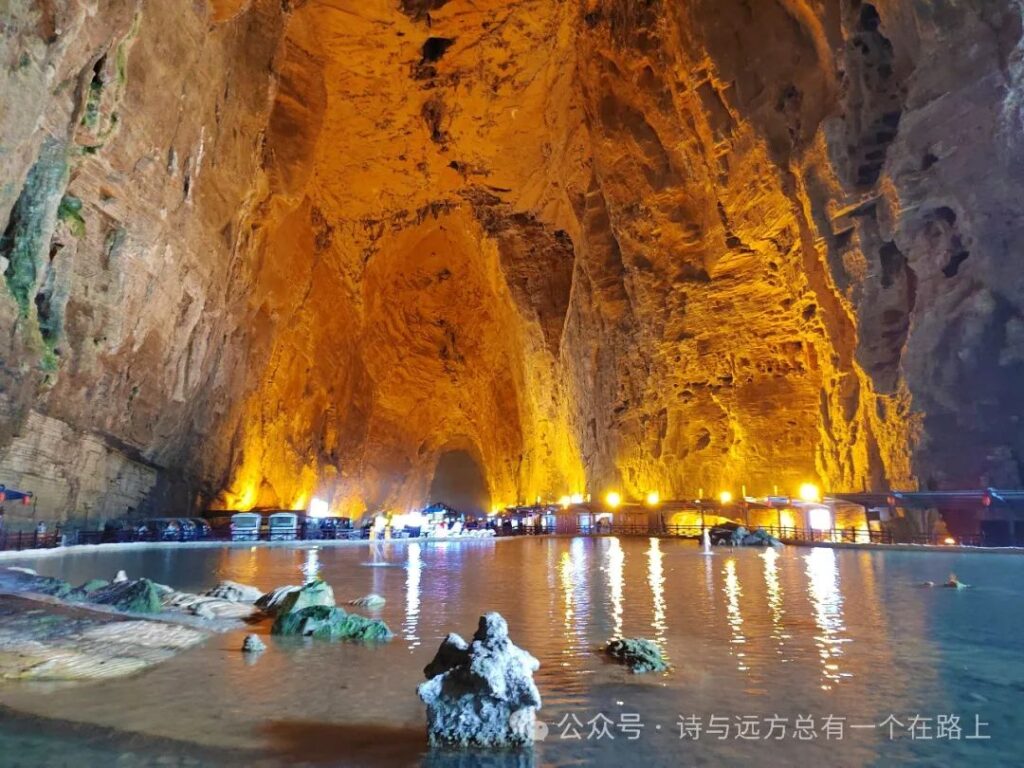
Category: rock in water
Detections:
[
  {"x1": 242, "y1": 634, "x2": 267, "y2": 653},
  {"x1": 88, "y1": 579, "x2": 164, "y2": 614},
  {"x1": 605, "y1": 638, "x2": 668, "y2": 674},
  {"x1": 418, "y1": 612, "x2": 541, "y2": 748},
  {"x1": 256, "y1": 580, "x2": 335, "y2": 616},
  {"x1": 204, "y1": 580, "x2": 263, "y2": 603},
  {"x1": 348, "y1": 593, "x2": 386, "y2": 608},
  {"x1": 113, "y1": 570, "x2": 128, "y2": 583},
  {"x1": 271, "y1": 605, "x2": 393, "y2": 642}
]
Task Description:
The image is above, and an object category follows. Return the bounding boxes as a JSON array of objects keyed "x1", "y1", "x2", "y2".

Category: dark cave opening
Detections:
[{"x1": 428, "y1": 449, "x2": 491, "y2": 515}]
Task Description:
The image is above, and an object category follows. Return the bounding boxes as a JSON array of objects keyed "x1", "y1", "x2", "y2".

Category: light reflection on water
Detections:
[
  {"x1": 404, "y1": 542, "x2": 422, "y2": 649},
  {"x1": 762, "y1": 547, "x2": 787, "y2": 656},
  {"x1": 646, "y1": 537, "x2": 667, "y2": 651},
  {"x1": 1, "y1": 538, "x2": 1020, "y2": 766},
  {"x1": 804, "y1": 547, "x2": 851, "y2": 690},
  {"x1": 604, "y1": 537, "x2": 624, "y2": 641},
  {"x1": 723, "y1": 557, "x2": 748, "y2": 672}
]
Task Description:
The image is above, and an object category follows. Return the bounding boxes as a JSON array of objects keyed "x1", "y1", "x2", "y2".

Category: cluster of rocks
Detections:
[
  {"x1": 0, "y1": 568, "x2": 392, "y2": 644},
  {"x1": 266, "y1": 579, "x2": 393, "y2": 642},
  {"x1": 728, "y1": 526, "x2": 784, "y2": 547}
]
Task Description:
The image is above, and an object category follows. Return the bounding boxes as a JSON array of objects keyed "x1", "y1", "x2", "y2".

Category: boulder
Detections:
[
  {"x1": 204, "y1": 580, "x2": 263, "y2": 603},
  {"x1": 162, "y1": 591, "x2": 260, "y2": 620},
  {"x1": 242, "y1": 634, "x2": 267, "y2": 653},
  {"x1": 743, "y1": 528, "x2": 783, "y2": 547},
  {"x1": 271, "y1": 605, "x2": 393, "y2": 642},
  {"x1": 258, "y1": 579, "x2": 335, "y2": 616},
  {"x1": 88, "y1": 578, "x2": 164, "y2": 614},
  {"x1": 348, "y1": 593, "x2": 386, "y2": 608},
  {"x1": 254, "y1": 585, "x2": 299, "y2": 615},
  {"x1": 113, "y1": 570, "x2": 128, "y2": 583},
  {"x1": 418, "y1": 612, "x2": 541, "y2": 748},
  {"x1": 0, "y1": 569, "x2": 75, "y2": 599},
  {"x1": 605, "y1": 637, "x2": 668, "y2": 674}
]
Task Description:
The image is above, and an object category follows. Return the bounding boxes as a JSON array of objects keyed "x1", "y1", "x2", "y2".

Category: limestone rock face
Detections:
[{"x1": 3, "y1": 1, "x2": 1024, "y2": 520}]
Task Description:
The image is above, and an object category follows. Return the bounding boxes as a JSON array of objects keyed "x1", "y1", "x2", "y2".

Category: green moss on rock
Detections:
[
  {"x1": 605, "y1": 637, "x2": 668, "y2": 674},
  {"x1": 57, "y1": 195, "x2": 86, "y2": 237},
  {"x1": 1, "y1": 138, "x2": 69, "y2": 315},
  {"x1": 275, "y1": 579, "x2": 336, "y2": 616},
  {"x1": 271, "y1": 605, "x2": 393, "y2": 642},
  {"x1": 87, "y1": 578, "x2": 163, "y2": 614}
]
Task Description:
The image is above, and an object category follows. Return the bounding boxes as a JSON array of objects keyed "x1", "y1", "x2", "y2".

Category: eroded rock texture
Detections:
[{"x1": 2, "y1": 1, "x2": 1024, "y2": 522}]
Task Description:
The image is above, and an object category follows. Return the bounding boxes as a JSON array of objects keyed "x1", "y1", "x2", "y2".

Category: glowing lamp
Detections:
[
  {"x1": 719, "y1": 490, "x2": 733, "y2": 505},
  {"x1": 605, "y1": 491, "x2": 622, "y2": 509},
  {"x1": 808, "y1": 506, "x2": 831, "y2": 531},
  {"x1": 0, "y1": 491, "x2": 5, "y2": 502},
  {"x1": 645, "y1": 490, "x2": 660, "y2": 507},
  {"x1": 798, "y1": 483, "x2": 821, "y2": 503},
  {"x1": 570, "y1": 493, "x2": 584, "y2": 505},
  {"x1": 558, "y1": 495, "x2": 571, "y2": 509},
  {"x1": 944, "y1": 537, "x2": 956, "y2": 545},
  {"x1": 21, "y1": 494, "x2": 30, "y2": 506},
  {"x1": 309, "y1": 497, "x2": 329, "y2": 519}
]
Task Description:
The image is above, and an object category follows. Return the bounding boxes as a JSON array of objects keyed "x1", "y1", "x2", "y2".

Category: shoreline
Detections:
[{"x1": 2, "y1": 532, "x2": 1023, "y2": 561}]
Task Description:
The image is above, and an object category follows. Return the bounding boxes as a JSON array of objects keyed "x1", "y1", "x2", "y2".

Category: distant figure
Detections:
[
  {"x1": 943, "y1": 572, "x2": 969, "y2": 590},
  {"x1": 35, "y1": 521, "x2": 46, "y2": 536}
]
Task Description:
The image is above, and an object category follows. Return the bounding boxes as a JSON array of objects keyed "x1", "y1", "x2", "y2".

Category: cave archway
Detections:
[{"x1": 428, "y1": 449, "x2": 491, "y2": 515}]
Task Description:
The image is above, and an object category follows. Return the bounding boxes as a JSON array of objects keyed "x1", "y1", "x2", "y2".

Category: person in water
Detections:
[{"x1": 921, "y1": 572, "x2": 969, "y2": 589}]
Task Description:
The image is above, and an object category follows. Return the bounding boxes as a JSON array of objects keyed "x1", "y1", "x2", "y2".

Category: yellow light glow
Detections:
[
  {"x1": 799, "y1": 483, "x2": 821, "y2": 503},
  {"x1": 570, "y1": 493, "x2": 584, "y2": 505},
  {"x1": 309, "y1": 497, "x2": 329, "y2": 518},
  {"x1": 808, "y1": 506, "x2": 831, "y2": 531},
  {"x1": 645, "y1": 490, "x2": 660, "y2": 507},
  {"x1": 944, "y1": 537, "x2": 956, "y2": 545},
  {"x1": 558, "y1": 495, "x2": 571, "y2": 509},
  {"x1": 605, "y1": 491, "x2": 622, "y2": 509},
  {"x1": 719, "y1": 490, "x2": 733, "y2": 505},
  {"x1": 490, "y1": 505, "x2": 503, "y2": 516}
]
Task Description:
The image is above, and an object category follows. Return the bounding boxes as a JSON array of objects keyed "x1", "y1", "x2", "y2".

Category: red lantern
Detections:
[
  {"x1": 21, "y1": 494, "x2": 31, "y2": 506},
  {"x1": 0, "y1": 492, "x2": 6, "y2": 502},
  {"x1": 982, "y1": 493, "x2": 992, "y2": 508}
]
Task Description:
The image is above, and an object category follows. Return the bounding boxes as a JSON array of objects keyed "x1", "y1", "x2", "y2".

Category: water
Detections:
[{"x1": 1, "y1": 538, "x2": 1021, "y2": 767}]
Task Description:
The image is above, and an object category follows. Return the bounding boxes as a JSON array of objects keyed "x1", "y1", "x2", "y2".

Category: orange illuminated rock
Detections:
[{"x1": 2, "y1": 1, "x2": 1022, "y2": 523}]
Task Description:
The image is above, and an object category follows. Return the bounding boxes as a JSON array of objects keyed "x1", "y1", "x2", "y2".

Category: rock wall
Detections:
[{"x1": 3, "y1": 0, "x2": 1024, "y2": 522}]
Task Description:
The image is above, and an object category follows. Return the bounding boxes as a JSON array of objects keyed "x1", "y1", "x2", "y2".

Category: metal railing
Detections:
[{"x1": 0, "y1": 531, "x2": 62, "y2": 551}]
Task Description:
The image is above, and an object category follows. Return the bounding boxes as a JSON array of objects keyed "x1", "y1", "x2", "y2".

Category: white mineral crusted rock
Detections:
[
  {"x1": 418, "y1": 612, "x2": 541, "y2": 748},
  {"x1": 242, "y1": 634, "x2": 267, "y2": 653},
  {"x1": 204, "y1": 580, "x2": 263, "y2": 603},
  {"x1": 113, "y1": 570, "x2": 128, "y2": 583}
]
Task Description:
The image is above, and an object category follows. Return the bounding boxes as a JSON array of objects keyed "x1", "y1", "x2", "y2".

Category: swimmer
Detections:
[{"x1": 943, "y1": 572, "x2": 969, "y2": 589}]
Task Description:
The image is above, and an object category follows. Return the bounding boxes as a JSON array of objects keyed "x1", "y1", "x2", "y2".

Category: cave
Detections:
[
  {"x1": 5, "y1": 0, "x2": 1024, "y2": 762},
  {"x1": 428, "y1": 449, "x2": 491, "y2": 515},
  {"x1": 1, "y1": 0, "x2": 1023, "y2": 521}
]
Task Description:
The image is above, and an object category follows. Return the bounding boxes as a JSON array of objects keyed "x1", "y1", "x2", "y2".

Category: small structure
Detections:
[
  {"x1": 229, "y1": 512, "x2": 262, "y2": 542},
  {"x1": 268, "y1": 511, "x2": 299, "y2": 541}
]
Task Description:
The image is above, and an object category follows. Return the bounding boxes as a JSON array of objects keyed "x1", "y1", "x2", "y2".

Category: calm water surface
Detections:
[{"x1": 0, "y1": 537, "x2": 1020, "y2": 767}]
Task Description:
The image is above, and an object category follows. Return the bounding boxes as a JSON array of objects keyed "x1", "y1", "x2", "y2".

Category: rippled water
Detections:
[{"x1": 1, "y1": 538, "x2": 1021, "y2": 767}]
